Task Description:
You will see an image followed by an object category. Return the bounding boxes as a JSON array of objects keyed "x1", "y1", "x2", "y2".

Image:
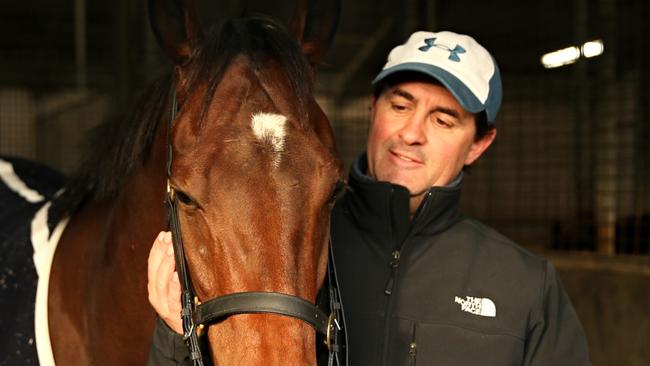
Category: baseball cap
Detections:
[{"x1": 372, "y1": 31, "x2": 502, "y2": 123}]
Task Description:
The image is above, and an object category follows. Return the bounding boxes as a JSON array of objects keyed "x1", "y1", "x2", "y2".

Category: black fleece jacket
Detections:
[
  {"x1": 331, "y1": 154, "x2": 590, "y2": 365},
  {"x1": 148, "y1": 154, "x2": 591, "y2": 365}
]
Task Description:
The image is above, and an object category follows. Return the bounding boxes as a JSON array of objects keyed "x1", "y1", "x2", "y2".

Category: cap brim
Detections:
[{"x1": 372, "y1": 62, "x2": 485, "y2": 117}]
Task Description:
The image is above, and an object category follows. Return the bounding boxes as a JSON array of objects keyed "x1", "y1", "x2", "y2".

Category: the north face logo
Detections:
[
  {"x1": 418, "y1": 37, "x2": 466, "y2": 62},
  {"x1": 454, "y1": 296, "x2": 496, "y2": 317}
]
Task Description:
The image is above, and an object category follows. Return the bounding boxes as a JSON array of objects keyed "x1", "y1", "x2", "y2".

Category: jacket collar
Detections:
[{"x1": 342, "y1": 153, "x2": 464, "y2": 247}]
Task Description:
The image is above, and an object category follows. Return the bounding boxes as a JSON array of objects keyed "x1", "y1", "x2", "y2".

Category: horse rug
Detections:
[{"x1": 0, "y1": 156, "x2": 68, "y2": 365}]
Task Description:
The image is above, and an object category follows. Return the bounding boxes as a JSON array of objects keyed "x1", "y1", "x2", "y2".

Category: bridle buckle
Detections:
[
  {"x1": 324, "y1": 312, "x2": 335, "y2": 351},
  {"x1": 166, "y1": 179, "x2": 175, "y2": 201}
]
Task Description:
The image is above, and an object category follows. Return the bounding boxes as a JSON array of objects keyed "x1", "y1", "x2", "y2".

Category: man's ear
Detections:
[
  {"x1": 465, "y1": 129, "x2": 497, "y2": 165},
  {"x1": 367, "y1": 96, "x2": 378, "y2": 134}
]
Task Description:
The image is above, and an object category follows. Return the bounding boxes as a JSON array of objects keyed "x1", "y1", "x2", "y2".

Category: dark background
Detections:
[{"x1": 1, "y1": 1, "x2": 649, "y2": 364}]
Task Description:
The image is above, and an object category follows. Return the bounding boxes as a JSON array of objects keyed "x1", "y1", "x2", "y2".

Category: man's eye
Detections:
[
  {"x1": 392, "y1": 103, "x2": 407, "y2": 112},
  {"x1": 435, "y1": 118, "x2": 453, "y2": 128}
]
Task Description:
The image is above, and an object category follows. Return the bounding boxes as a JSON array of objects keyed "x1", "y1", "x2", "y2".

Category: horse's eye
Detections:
[
  {"x1": 176, "y1": 190, "x2": 198, "y2": 208},
  {"x1": 328, "y1": 180, "x2": 347, "y2": 205}
]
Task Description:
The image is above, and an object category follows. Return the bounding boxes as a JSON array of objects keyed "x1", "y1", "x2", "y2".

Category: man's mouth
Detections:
[
  {"x1": 397, "y1": 154, "x2": 415, "y2": 162},
  {"x1": 390, "y1": 149, "x2": 422, "y2": 164}
]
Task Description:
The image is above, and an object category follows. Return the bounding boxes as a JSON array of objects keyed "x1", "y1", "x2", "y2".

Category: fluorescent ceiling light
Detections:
[
  {"x1": 541, "y1": 39, "x2": 604, "y2": 69},
  {"x1": 582, "y1": 40, "x2": 604, "y2": 58},
  {"x1": 541, "y1": 46, "x2": 580, "y2": 69}
]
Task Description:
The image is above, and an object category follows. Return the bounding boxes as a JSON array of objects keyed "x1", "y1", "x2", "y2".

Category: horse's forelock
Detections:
[{"x1": 187, "y1": 17, "x2": 314, "y2": 130}]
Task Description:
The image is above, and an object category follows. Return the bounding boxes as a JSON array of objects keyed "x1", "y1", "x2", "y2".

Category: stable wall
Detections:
[{"x1": 552, "y1": 254, "x2": 650, "y2": 365}]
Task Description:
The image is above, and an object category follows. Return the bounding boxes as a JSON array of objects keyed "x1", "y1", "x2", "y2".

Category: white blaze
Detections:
[{"x1": 251, "y1": 112, "x2": 287, "y2": 166}]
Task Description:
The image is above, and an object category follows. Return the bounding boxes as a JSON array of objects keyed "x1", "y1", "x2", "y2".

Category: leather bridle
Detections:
[{"x1": 164, "y1": 85, "x2": 346, "y2": 366}]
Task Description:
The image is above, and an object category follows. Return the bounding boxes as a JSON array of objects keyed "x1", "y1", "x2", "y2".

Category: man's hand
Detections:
[{"x1": 147, "y1": 231, "x2": 183, "y2": 334}]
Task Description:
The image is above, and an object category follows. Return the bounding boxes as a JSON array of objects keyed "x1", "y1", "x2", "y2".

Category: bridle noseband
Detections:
[{"x1": 164, "y1": 86, "x2": 346, "y2": 366}]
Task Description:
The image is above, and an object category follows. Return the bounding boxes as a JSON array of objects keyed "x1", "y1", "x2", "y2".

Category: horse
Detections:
[{"x1": 1, "y1": 0, "x2": 343, "y2": 364}]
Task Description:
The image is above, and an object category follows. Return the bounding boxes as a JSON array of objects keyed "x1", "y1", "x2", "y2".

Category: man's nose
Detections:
[{"x1": 398, "y1": 113, "x2": 427, "y2": 145}]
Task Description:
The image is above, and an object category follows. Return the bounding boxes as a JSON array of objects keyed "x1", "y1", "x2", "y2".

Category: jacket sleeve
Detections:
[
  {"x1": 147, "y1": 317, "x2": 192, "y2": 366},
  {"x1": 523, "y1": 261, "x2": 591, "y2": 365}
]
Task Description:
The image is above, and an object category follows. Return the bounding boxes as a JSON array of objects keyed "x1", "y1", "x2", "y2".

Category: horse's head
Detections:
[{"x1": 149, "y1": 0, "x2": 341, "y2": 363}]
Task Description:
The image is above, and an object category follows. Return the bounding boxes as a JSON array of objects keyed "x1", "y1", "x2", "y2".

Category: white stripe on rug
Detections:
[
  {"x1": 0, "y1": 158, "x2": 44, "y2": 203},
  {"x1": 31, "y1": 201, "x2": 70, "y2": 366}
]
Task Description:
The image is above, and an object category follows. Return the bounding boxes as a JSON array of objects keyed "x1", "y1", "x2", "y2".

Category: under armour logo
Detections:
[{"x1": 418, "y1": 37, "x2": 466, "y2": 62}]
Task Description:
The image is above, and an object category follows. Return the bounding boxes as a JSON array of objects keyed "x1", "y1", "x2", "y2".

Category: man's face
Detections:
[{"x1": 367, "y1": 79, "x2": 495, "y2": 200}]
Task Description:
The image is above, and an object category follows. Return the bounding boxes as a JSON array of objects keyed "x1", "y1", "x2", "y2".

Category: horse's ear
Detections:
[
  {"x1": 148, "y1": 0, "x2": 204, "y2": 65},
  {"x1": 290, "y1": 0, "x2": 341, "y2": 65}
]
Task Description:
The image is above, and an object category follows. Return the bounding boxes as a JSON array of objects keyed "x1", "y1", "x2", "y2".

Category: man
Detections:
[{"x1": 148, "y1": 30, "x2": 591, "y2": 365}]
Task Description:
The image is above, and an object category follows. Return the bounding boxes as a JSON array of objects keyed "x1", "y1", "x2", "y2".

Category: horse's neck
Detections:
[
  {"x1": 52, "y1": 133, "x2": 169, "y2": 290},
  {"x1": 49, "y1": 129, "x2": 168, "y2": 365}
]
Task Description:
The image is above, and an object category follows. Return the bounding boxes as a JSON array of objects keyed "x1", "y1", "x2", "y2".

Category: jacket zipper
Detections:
[
  {"x1": 409, "y1": 342, "x2": 417, "y2": 366},
  {"x1": 384, "y1": 250, "x2": 400, "y2": 295},
  {"x1": 409, "y1": 323, "x2": 417, "y2": 366},
  {"x1": 383, "y1": 191, "x2": 433, "y2": 295},
  {"x1": 380, "y1": 191, "x2": 432, "y2": 365}
]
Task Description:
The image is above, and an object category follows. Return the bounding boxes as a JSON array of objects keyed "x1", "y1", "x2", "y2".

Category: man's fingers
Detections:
[
  {"x1": 146, "y1": 231, "x2": 183, "y2": 334},
  {"x1": 147, "y1": 231, "x2": 168, "y2": 282},
  {"x1": 155, "y1": 238, "x2": 176, "y2": 292},
  {"x1": 168, "y1": 271, "x2": 182, "y2": 313}
]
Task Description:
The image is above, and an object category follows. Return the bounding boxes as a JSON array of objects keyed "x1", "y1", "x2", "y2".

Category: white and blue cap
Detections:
[{"x1": 372, "y1": 31, "x2": 502, "y2": 124}]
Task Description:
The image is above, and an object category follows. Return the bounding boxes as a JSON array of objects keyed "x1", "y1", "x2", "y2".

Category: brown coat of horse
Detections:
[{"x1": 47, "y1": 0, "x2": 341, "y2": 364}]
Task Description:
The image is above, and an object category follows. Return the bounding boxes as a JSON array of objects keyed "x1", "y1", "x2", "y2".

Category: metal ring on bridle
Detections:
[
  {"x1": 325, "y1": 312, "x2": 335, "y2": 351},
  {"x1": 166, "y1": 179, "x2": 175, "y2": 201}
]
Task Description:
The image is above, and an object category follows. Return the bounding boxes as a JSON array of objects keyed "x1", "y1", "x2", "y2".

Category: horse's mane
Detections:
[{"x1": 53, "y1": 17, "x2": 313, "y2": 215}]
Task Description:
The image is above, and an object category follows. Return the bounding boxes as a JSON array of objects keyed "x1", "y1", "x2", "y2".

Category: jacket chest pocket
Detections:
[{"x1": 407, "y1": 322, "x2": 524, "y2": 366}]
